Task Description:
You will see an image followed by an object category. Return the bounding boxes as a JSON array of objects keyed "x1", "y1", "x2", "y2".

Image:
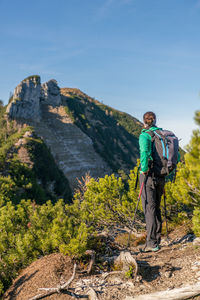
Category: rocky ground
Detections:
[{"x1": 4, "y1": 226, "x2": 200, "y2": 300}]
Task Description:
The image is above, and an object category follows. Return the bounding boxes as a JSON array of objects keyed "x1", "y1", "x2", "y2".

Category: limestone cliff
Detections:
[
  {"x1": 6, "y1": 76, "x2": 61, "y2": 121},
  {"x1": 6, "y1": 76, "x2": 41, "y2": 121}
]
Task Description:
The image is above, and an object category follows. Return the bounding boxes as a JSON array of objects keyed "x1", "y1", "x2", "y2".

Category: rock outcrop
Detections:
[
  {"x1": 42, "y1": 79, "x2": 61, "y2": 106},
  {"x1": 6, "y1": 76, "x2": 41, "y2": 121},
  {"x1": 6, "y1": 76, "x2": 61, "y2": 121}
]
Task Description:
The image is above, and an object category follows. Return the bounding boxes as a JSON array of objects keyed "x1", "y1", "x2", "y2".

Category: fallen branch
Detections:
[
  {"x1": 28, "y1": 294, "x2": 49, "y2": 300},
  {"x1": 102, "y1": 271, "x2": 123, "y2": 279},
  {"x1": 125, "y1": 281, "x2": 200, "y2": 300},
  {"x1": 87, "y1": 287, "x2": 99, "y2": 300},
  {"x1": 85, "y1": 250, "x2": 95, "y2": 274}
]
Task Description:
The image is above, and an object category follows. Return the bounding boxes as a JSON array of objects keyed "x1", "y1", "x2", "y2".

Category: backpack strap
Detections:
[
  {"x1": 147, "y1": 130, "x2": 168, "y2": 160},
  {"x1": 145, "y1": 130, "x2": 155, "y2": 154},
  {"x1": 144, "y1": 130, "x2": 155, "y2": 173},
  {"x1": 145, "y1": 130, "x2": 155, "y2": 139},
  {"x1": 154, "y1": 131, "x2": 168, "y2": 159}
]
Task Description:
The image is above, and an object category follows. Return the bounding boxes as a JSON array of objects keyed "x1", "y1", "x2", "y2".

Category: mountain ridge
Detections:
[
  {"x1": 61, "y1": 87, "x2": 141, "y2": 173},
  {"x1": 5, "y1": 76, "x2": 142, "y2": 190}
]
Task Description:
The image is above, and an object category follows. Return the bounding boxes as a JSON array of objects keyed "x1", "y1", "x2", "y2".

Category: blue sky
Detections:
[{"x1": 0, "y1": 0, "x2": 200, "y2": 147}]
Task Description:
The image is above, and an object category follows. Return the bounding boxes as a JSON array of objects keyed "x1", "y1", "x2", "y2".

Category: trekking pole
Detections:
[
  {"x1": 163, "y1": 188, "x2": 169, "y2": 241},
  {"x1": 134, "y1": 164, "x2": 141, "y2": 190},
  {"x1": 126, "y1": 175, "x2": 146, "y2": 249}
]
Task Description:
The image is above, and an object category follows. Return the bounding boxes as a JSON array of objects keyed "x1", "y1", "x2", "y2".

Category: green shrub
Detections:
[
  {"x1": 64, "y1": 106, "x2": 75, "y2": 122},
  {"x1": 23, "y1": 75, "x2": 41, "y2": 84},
  {"x1": 193, "y1": 206, "x2": 200, "y2": 236},
  {"x1": 72, "y1": 170, "x2": 143, "y2": 231},
  {"x1": 26, "y1": 136, "x2": 72, "y2": 202},
  {"x1": 0, "y1": 123, "x2": 72, "y2": 205},
  {"x1": 0, "y1": 199, "x2": 90, "y2": 294},
  {"x1": 0, "y1": 126, "x2": 31, "y2": 163}
]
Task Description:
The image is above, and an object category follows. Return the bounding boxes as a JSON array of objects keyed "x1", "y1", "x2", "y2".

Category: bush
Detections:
[
  {"x1": 192, "y1": 206, "x2": 200, "y2": 236},
  {"x1": 0, "y1": 123, "x2": 72, "y2": 205},
  {"x1": 26, "y1": 136, "x2": 72, "y2": 202},
  {"x1": 0, "y1": 199, "x2": 90, "y2": 295},
  {"x1": 72, "y1": 168, "x2": 143, "y2": 231},
  {"x1": 23, "y1": 75, "x2": 41, "y2": 84}
]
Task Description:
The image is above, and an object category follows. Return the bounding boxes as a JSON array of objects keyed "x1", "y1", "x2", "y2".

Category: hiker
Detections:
[{"x1": 139, "y1": 111, "x2": 179, "y2": 252}]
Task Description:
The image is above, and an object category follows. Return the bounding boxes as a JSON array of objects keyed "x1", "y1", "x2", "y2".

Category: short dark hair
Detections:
[{"x1": 143, "y1": 111, "x2": 156, "y2": 127}]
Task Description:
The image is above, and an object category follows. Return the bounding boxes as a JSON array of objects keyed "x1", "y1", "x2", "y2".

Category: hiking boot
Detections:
[{"x1": 140, "y1": 245, "x2": 160, "y2": 253}]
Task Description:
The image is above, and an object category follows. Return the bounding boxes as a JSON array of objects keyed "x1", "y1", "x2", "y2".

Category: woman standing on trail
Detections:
[{"x1": 139, "y1": 111, "x2": 165, "y2": 252}]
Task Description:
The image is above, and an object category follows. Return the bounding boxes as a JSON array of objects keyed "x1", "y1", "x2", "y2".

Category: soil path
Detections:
[{"x1": 4, "y1": 230, "x2": 200, "y2": 300}]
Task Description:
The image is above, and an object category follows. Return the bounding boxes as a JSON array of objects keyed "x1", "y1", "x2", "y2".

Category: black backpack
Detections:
[{"x1": 146, "y1": 129, "x2": 179, "y2": 177}]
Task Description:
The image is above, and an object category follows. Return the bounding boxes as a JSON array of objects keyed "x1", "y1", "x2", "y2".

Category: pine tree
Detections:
[{"x1": 164, "y1": 110, "x2": 200, "y2": 234}]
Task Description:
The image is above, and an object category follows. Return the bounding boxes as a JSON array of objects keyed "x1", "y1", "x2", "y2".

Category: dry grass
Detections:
[{"x1": 115, "y1": 232, "x2": 146, "y2": 248}]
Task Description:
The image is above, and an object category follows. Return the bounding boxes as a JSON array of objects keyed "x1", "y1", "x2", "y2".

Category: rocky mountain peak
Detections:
[{"x1": 6, "y1": 76, "x2": 61, "y2": 121}]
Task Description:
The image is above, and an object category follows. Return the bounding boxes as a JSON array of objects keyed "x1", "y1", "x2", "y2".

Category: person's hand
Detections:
[{"x1": 142, "y1": 170, "x2": 149, "y2": 175}]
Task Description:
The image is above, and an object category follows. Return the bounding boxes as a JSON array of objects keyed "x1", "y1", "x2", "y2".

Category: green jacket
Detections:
[{"x1": 139, "y1": 126, "x2": 162, "y2": 172}]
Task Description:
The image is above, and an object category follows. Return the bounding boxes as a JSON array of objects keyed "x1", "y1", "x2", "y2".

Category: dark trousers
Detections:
[{"x1": 140, "y1": 174, "x2": 165, "y2": 248}]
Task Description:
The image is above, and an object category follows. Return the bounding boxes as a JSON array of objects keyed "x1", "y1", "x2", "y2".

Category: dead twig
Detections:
[
  {"x1": 87, "y1": 287, "x2": 99, "y2": 300},
  {"x1": 102, "y1": 271, "x2": 123, "y2": 279},
  {"x1": 85, "y1": 250, "x2": 95, "y2": 274}
]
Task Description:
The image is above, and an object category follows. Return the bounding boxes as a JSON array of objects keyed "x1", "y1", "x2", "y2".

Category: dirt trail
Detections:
[
  {"x1": 4, "y1": 228, "x2": 200, "y2": 300},
  {"x1": 97, "y1": 231, "x2": 200, "y2": 299}
]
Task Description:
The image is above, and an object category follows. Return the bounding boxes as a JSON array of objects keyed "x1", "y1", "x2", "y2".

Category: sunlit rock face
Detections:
[
  {"x1": 41, "y1": 79, "x2": 61, "y2": 106},
  {"x1": 6, "y1": 76, "x2": 42, "y2": 121},
  {"x1": 6, "y1": 76, "x2": 61, "y2": 121}
]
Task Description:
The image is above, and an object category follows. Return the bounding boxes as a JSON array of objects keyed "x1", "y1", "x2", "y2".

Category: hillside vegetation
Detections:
[
  {"x1": 61, "y1": 88, "x2": 142, "y2": 172},
  {"x1": 0, "y1": 96, "x2": 199, "y2": 297},
  {"x1": 0, "y1": 106, "x2": 72, "y2": 206}
]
